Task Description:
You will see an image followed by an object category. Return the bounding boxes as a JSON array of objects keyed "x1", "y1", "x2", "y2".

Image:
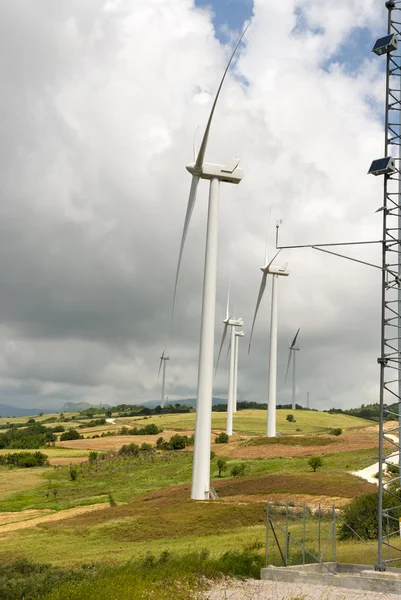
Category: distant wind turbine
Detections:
[
  {"x1": 216, "y1": 288, "x2": 243, "y2": 436},
  {"x1": 172, "y1": 26, "x2": 248, "y2": 500},
  {"x1": 233, "y1": 328, "x2": 244, "y2": 413},
  {"x1": 285, "y1": 328, "x2": 300, "y2": 410},
  {"x1": 249, "y1": 248, "x2": 289, "y2": 437},
  {"x1": 158, "y1": 349, "x2": 170, "y2": 408}
]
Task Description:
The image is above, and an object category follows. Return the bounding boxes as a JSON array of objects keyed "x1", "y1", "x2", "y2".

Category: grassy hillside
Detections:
[{"x1": 116, "y1": 409, "x2": 372, "y2": 435}]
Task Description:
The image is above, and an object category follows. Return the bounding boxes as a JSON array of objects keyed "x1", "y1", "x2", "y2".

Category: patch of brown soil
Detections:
[
  {"x1": 218, "y1": 493, "x2": 349, "y2": 511},
  {"x1": 212, "y1": 430, "x2": 389, "y2": 459},
  {"x1": 56, "y1": 430, "x2": 194, "y2": 451},
  {"x1": 0, "y1": 503, "x2": 110, "y2": 533}
]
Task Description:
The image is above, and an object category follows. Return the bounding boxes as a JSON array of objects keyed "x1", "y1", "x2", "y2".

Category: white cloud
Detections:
[{"x1": 0, "y1": 0, "x2": 390, "y2": 410}]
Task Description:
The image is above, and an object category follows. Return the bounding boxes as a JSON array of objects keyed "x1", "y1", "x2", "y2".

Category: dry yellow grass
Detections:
[
  {"x1": 0, "y1": 468, "x2": 46, "y2": 501},
  {"x1": 56, "y1": 431, "x2": 194, "y2": 451}
]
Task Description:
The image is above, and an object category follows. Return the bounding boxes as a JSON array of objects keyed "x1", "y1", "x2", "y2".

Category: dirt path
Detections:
[
  {"x1": 0, "y1": 503, "x2": 110, "y2": 534},
  {"x1": 203, "y1": 578, "x2": 398, "y2": 599}
]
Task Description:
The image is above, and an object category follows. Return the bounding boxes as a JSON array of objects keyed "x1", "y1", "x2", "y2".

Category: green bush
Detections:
[
  {"x1": 217, "y1": 458, "x2": 227, "y2": 477},
  {"x1": 286, "y1": 414, "x2": 295, "y2": 422},
  {"x1": 308, "y1": 456, "x2": 323, "y2": 472},
  {"x1": 0, "y1": 451, "x2": 48, "y2": 468},
  {"x1": 88, "y1": 451, "x2": 98, "y2": 462},
  {"x1": 231, "y1": 463, "x2": 247, "y2": 478},
  {"x1": 0, "y1": 423, "x2": 56, "y2": 449},
  {"x1": 69, "y1": 466, "x2": 78, "y2": 481},
  {"x1": 340, "y1": 491, "x2": 401, "y2": 540},
  {"x1": 329, "y1": 428, "x2": 342, "y2": 436},
  {"x1": 60, "y1": 429, "x2": 82, "y2": 441},
  {"x1": 215, "y1": 432, "x2": 229, "y2": 444}
]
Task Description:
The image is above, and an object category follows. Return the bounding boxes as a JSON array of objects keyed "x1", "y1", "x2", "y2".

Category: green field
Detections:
[{"x1": 115, "y1": 409, "x2": 372, "y2": 436}]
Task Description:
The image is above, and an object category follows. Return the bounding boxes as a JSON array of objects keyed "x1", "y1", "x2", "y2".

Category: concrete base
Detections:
[{"x1": 261, "y1": 563, "x2": 401, "y2": 594}]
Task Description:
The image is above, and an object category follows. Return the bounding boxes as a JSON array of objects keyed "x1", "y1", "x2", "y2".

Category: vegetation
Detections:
[
  {"x1": 0, "y1": 451, "x2": 48, "y2": 468},
  {"x1": 329, "y1": 428, "x2": 342, "y2": 436},
  {"x1": 215, "y1": 432, "x2": 229, "y2": 444},
  {"x1": 0, "y1": 549, "x2": 262, "y2": 600},
  {"x1": 60, "y1": 429, "x2": 82, "y2": 441},
  {"x1": 0, "y1": 424, "x2": 56, "y2": 449},
  {"x1": 230, "y1": 463, "x2": 247, "y2": 478},
  {"x1": 286, "y1": 414, "x2": 295, "y2": 422},
  {"x1": 217, "y1": 458, "x2": 227, "y2": 477},
  {"x1": 339, "y1": 491, "x2": 401, "y2": 540},
  {"x1": 119, "y1": 424, "x2": 162, "y2": 436},
  {"x1": 155, "y1": 435, "x2": 193, "y2": 450},
  {"x1": 308, "y1": 456, "x2": 323, "y2": 472}
]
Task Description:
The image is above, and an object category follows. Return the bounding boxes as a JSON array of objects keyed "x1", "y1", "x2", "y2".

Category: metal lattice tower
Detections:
[{"x1": 371, "y1": 0, "x2": 401, "y2": 571}]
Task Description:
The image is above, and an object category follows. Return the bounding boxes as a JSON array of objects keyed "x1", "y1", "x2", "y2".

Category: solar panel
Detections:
[
  {"x1": 368, "y1": 157, "x2": 396, "y2": 176},
  {"x1": 372, "y1": 34, "x2": 398, "y2": 55}
]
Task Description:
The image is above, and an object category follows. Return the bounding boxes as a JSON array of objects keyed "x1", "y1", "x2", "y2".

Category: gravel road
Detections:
[{"x1": 203, "y1": 579, "x2": 401, "y2": 599}]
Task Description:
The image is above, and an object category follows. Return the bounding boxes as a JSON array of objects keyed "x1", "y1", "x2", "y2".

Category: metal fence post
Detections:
[
  {"x1": 332, "y1": 503, "x2": 337, "y2": 563},
  {"x1": 318, "y1": 503, "x2": 321, "y2": 562},
  {"x1": 265, "y1": 501, "x2": 269, "y2": 567},
  {"x1": 285, "y1": 498, "x2": 289, "y2": 565}
]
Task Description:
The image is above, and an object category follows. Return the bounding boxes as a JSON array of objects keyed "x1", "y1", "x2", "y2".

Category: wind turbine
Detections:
[
  {"x1": 285, "y1": 328, "x2": 300, "y2": 411},
  {"x1": 158, "y1": 350, "x2": 170, "y2": 408},
  {"x1": 216, "y1": 289, "x2": 243, "y2": 436},
  {"x1": 233, "y1": 328, "x2": 244, "y2": 413},
  {"x1": 249, "y1": 249, "x2": 289, "y2": 437},
  {"x1": 172, "y1": 27, "x2": 248, "y2": 500}
]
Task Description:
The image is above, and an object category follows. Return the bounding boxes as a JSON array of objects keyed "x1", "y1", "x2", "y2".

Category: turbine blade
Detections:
[
  {"x1": 290, "y1": 328, "x2": 300, "y2": 349},
  {"x1": 171, "y1": 175, "x2": 200, "y2": 333},
  {"x1": 225, "y1": 338, "x2": 232, "y2": 370},
  {"x1": 284, "y1": 348, "x2": 292, "y2": 383},
  {"x1": 267, "y1": 248, "x2": 282, "y2": 269},
  {"x1": 194, "y1": 24, "x2": 249, "y2": 169},
  {"x1": 157, "y1": 357, "x2": 163, "y2": 383},
  {"x1": 226, "y1": 284, "x2": 231, "y2": 320},
  {"x1": 215, "y1": 324, "x2": 229, "y2": 373},
  {"x1": 248, "y1": 272, "x2": 267, "y2": 354}
]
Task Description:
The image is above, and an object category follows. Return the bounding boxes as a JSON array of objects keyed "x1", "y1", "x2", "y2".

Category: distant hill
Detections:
[
  {"x1": 0, "y1": 404, "x2": 49, "y2": 418},
  {"x1": 62, "y1": 402, "x2": 112, "y2": 413},
  {"x1": 140, "y1": 398, "x2": 226, "y2": 409}
]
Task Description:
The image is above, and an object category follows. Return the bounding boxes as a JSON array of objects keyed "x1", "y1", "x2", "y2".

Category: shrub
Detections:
[
  {"x1": 69, "y1": 466, "x2": 78, "y2": 481},
  {"x1": 118, "y1": 443, "x2": 140, "y2": 457},
  {"x1": 217, "y1": 458, "x2": 227, "y2": 477},
  {"x1": 51, "y1": 425, "x2": 65, "y2": 433},
  {"x1": 0, "y1": 423, "x2": 56, "y2": 449},
  {"x1": 88, "y1": 451, "x2": 98, "y2": 462},
  {"x1": 0, "y1": 451, "x2": 48, "y2": 468},
  {"x1": 169, "y1": 435, "x2": 187, "y2": 450},
  {"x1": 60, "y1": 429, "x2": 82, "y2": 441},
  {"x1": 340, "y1": 491, "x2": 401, "y2": 540},
  {"x1": 215, "y1": 432, "x2": 229, "y2": 444},
  {"x1": 231, "y1": 463, "x2": 247, "y2": 478},
  {"x1": 329, "y1": 428, "x2": 342, "y2": 436},
  {"x1": 308, "y1": 456, "x2": 323, "y2": 472},
  {"x1": 286, "y1": 414, "x2": 295, "y2": 422}
]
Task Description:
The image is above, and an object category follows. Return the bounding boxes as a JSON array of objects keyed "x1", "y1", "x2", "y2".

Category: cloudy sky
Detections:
[{"x1": 0, "y1": 0, "x2": 390, "y2": 410}]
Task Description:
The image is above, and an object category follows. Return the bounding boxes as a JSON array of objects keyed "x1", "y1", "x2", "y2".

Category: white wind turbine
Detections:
[
  {"x1": 249, "y1": 249, "x2": 289, "y2": 437},
  {"x1": 285, "y1": 328, "x2": 300, "y2": 411},
  {"x1": 233, "y1": 328, "x2": 244, "y2": 413},
  {"x1": 172, "y1": 27, "x2": 248, "y2": 500},
  {"x1": 216, "y1": 289, "x2": 243, "y2": 436},
  {"x1": 158, "y1": 349, "x2": 170, "y2": 408}
]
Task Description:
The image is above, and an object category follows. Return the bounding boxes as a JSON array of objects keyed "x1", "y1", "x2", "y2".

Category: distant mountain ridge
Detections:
[
  {"x1": 0, "y1": 404, "x2": 50, "y2": 418},
  {"x1": 140, "y1": 398, "x2": 226, "y2": 409}
]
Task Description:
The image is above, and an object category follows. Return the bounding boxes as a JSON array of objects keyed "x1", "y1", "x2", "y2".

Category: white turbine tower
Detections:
[
  {"x1": 158, "y1": 350, "x2": 170, "y2": 408},
  {"x1": 216, "y1": 290, "x2": 243, "y2": 436},
  {"x1": 172, "y1": 28, "x2": 248, "y2": 500},
  {"x1": 285, "y1": 328, "x2": 300, "y2": 411},
  {"x1": 249, "y1": 249, "x2": 289, "y2": 437},
  {"x1": 233, "y1": 328, "x2": 244, "y2": 413}
]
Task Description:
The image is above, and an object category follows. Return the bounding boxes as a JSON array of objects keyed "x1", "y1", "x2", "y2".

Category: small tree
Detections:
[
  {"x1": 286, "y1": 414, "x2": 295, "y2": 422},
  {"x1": 69, "y1": 466, "x2": 78, "y2": 481},
  {"x1": 231, "y1": 463, "x2": 247, "y2": 478},
  {"x1": 217, "y1": 458, "x2": 227, "y2": 477},
  {"x1": 60, "y1": 429, "x2": 82, "y2": 441},
  {"x1": 215, "y1": 432, "x2": 229, "y2": 444},
  {"x1": 308, "y1": 456, "x2": 323, "y2": 472},
  {"x1": 329, "y1": 428, "x2": 342, "y2": 436},
  {"x1": 89, "y1": 451, "x2": 98, "y2": 462}
]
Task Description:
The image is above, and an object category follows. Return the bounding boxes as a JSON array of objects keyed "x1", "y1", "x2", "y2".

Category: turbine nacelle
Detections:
[
  {"x1": 186, "y1": 160, "x2": 244, "y2": 184},
  {"x1": 227, "y1": 317, "x2": 243, "y2": 327},
  {"x1": 235, "y1": 330, "x2": 244, "y2": 337},
  {"x1": 260, "y1": 264, "x2": 289, "y2": 276}
]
